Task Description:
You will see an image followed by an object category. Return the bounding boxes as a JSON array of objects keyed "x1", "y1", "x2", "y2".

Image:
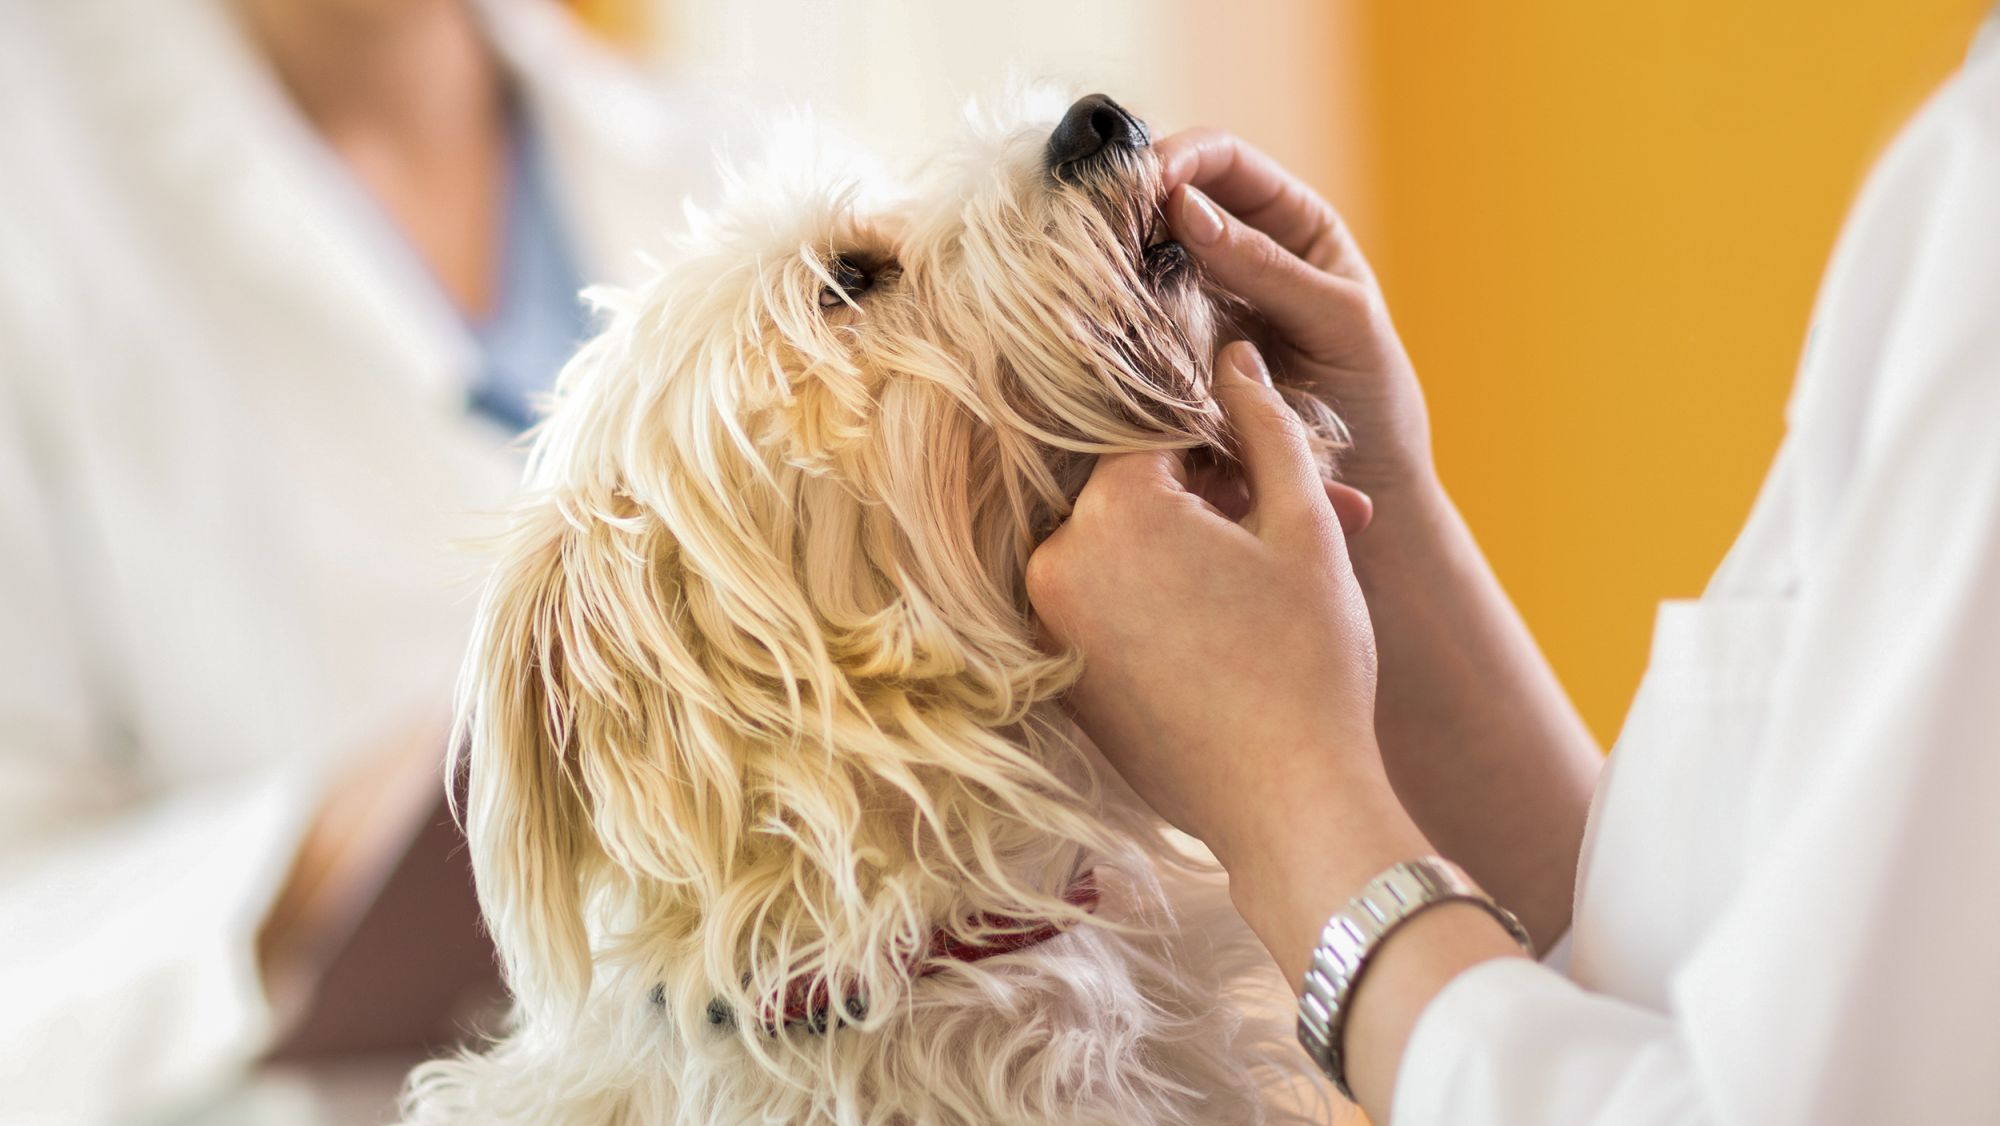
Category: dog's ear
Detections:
[{"x1": 456, "y1": 502, "x2": 597, "y2": 1023}]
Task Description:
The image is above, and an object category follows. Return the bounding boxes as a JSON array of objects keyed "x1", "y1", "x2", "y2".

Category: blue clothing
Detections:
[{"x1": 465, "y1": 112, "x2": 592, "y2": 433}]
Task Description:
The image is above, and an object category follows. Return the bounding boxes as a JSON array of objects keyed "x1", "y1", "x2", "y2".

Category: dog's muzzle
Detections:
[{"x1": 1046, "y1": 93, "x2": 1150, "y2": 180}]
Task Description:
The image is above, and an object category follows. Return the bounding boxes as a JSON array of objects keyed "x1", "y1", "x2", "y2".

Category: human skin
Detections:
[
  {"x1": 1155, "y1": 132, "x2": 1603, "y2": 952},
  {"x1": 231, "y1": 0, "x2": 509, "y2": 316},
  {"x1": 1024, "y1": 132, "x2": 1606, "y2": 1118}
]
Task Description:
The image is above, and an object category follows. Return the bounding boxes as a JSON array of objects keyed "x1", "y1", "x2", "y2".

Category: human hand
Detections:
[
  {"x1": 1158, "y1": 131, "x2": 1601, "y2": 957},
  {"x1": 1028, "y1": 344, "x2": 1527, "y2": 1117},
  {"x1": 1027, "y1": 342, "x2": 1421, "y2": 884},
  {"x1": 1159, "y1": 129, "x2": 1433, "y2": 504}
]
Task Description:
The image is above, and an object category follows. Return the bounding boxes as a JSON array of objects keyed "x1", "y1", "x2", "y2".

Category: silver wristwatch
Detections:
[{"x1": 1296, "y1": 855, "x2": 1534, "y2": 1100}]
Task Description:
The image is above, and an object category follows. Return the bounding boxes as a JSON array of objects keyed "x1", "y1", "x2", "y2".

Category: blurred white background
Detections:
[{"x1": 647, "y1": 0, "x2": 1375, "y2": 234}]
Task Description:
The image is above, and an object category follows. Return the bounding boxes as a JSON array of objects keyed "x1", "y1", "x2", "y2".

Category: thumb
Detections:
[
  {"x1": 1212, "y1": 342, "x2": 1325, "y2": 522},
  {"x1": 1324, "y1": 480, "x2": 1375, "y2": 536}
]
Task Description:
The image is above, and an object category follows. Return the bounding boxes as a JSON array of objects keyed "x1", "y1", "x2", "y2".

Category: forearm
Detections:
[
  {"x1": 1348, "y1": 479, "x2": 1601, "y2": 948},
  {"x1": 1222, "y1": 766, "x2": 1530, "y2": 1124}
]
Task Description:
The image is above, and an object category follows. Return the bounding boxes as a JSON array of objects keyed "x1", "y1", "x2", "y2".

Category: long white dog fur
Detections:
[{"x1": 401, "y1": 86, "x2": 1343, "y2": 1125}]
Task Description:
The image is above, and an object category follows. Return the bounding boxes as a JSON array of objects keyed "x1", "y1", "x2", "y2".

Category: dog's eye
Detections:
[{"x1": 818, "y1": 255, "x2": 873, "y2": 309}]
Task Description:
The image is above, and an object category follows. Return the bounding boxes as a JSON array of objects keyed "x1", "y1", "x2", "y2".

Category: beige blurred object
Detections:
[
  {"x1": 255, "y1": 714, "x2": 455, "y2": 1031},
  {"x1": 648, "y1": 0, "x2": 1371, "y2": 233},
  {"x1": 570, "y1": 0, "x2": 656, "y2": 50}
]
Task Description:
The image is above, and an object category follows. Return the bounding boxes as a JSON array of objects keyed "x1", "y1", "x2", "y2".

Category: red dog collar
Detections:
[{"x1": 718, "y1": 871, "x2": 1102, "y2": 1032}]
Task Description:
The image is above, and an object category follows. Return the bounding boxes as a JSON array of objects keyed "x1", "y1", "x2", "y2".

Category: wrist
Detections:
[
  {"x1": 1218, "y1": 763, "x2": 1434, "y2": 989},
  {"x1": 1342, "y1": 475, "x2": 1489, "y2": 622},
  {"x1": 1344, "y1": 468, "x2": 1453, "y2": 556},
  {"x1": 1337, "y1": 896, "x2": 1532, "y2": 1112}
]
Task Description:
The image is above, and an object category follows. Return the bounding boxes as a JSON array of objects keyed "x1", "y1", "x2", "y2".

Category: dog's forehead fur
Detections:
[{"x1": 548, "y1": 86, "x2": 1226, "y2": 502}]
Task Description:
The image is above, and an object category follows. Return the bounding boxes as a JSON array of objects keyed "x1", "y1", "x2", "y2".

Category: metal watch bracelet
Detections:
[{"x1": 1295, "y1": 855, "x2": 1534, "y2": 1101}]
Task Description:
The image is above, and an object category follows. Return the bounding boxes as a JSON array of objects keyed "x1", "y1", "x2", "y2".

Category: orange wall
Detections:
[
  {"x1": 1353, "y1": 3, "x2": 1989, "y2": 742},
  {"x1": 572, "y1": 0, "x2": 654, "y2": 49}
]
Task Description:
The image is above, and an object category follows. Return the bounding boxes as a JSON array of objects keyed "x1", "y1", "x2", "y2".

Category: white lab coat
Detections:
[
  {"x1": 0, "y1": 1, "x2": 720, "y2": 1121},
  {"x1": 1393, "y1": 16, "x2": 2000, "y2": 1126}
]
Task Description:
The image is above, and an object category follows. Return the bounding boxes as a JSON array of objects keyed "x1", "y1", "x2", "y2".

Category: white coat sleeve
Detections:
[
  {"x1": 0, "y1": 306, "x2": 325, "y2": 1125},
  {"x1": 1390, "y1": 76, "x2": 2000, "y2": 1126}
]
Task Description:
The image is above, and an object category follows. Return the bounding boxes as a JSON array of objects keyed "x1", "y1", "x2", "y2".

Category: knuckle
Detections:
[
  {"x1": 1230, "y1": 379, "x2": 1298, "y2": 426},
  {"x1": 1069, "y1": 483, "x2": 1111, "y2": 525},
  {"x1": 1023, "y1": 541, "x2": 1069, "y2": 605},
  {"x1": 1272, "y1": 489, "x2": 1339, "y2": 540},
  {"x1": 1267, "y1": 412, "x2": 1318, "y2": 465},
  {"x1": 1298, "y1": 208, "x2": 1350, "y2": 271},
  {"x1": 1246, "y1": 227, "x2": 1292, "y2": 271},
  {"x1": 1270, "y1": 398, "x2": 1313, "y2": 439},
  {"x1": 1327, "y1": 275, "x2": 1380, "y2": 317}
]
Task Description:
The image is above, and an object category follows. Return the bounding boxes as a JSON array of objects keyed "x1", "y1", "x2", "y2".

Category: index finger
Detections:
[{"x1": 1156, "y1": 128, "x2": 1368, "y2": 280}]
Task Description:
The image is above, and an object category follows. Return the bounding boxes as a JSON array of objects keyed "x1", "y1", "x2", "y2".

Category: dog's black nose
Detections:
[{"x1": 1047, "y1": 94, "x2": 1149, "y2": 172}]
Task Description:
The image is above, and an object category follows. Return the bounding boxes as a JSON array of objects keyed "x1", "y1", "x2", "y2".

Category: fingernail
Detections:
[
  {"x1": 1180, "y1": 186, "x2": 1226, "y2": 246},
  {"x1": 1225, "y1": 341, "x2": 1274, "y2": 389}
]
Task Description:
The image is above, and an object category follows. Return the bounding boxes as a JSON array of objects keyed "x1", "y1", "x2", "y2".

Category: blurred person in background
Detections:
[{"x1": 0, "y1": 0, "x2": 719, "y2": 1120}]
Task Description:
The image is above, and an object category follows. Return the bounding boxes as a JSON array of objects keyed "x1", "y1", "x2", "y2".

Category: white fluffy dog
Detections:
[{"x1": 402, "y1": 89, "x2": 1344, "y2": 1125}]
